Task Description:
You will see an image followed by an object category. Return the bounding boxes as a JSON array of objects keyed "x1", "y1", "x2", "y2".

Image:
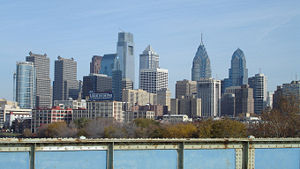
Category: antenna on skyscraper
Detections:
[
  {"x1": 118, "y1": 27, "x2": 124, "y2": 32},
  {"x1": 201, "y1": 33, "x2": 203, "y2": 45}
]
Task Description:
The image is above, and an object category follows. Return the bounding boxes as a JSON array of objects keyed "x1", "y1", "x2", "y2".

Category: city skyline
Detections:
[{"x1": 0, "y1": 0, "x2": 299, "y2": 100}]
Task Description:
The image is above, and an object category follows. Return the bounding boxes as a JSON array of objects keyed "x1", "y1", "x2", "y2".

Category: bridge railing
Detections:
[{"x1": 0, "y1": 138, "x2": 299, "y2": 169}]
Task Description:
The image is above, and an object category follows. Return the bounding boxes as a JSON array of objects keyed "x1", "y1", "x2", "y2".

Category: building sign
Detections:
[{"x1": 89, "y1": 91, "x2": 113, "y2": 101}]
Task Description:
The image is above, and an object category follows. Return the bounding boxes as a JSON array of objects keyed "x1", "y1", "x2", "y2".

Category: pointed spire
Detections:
[{"x1": 200, "y1": 33, "x2": 203, "y2": 45}]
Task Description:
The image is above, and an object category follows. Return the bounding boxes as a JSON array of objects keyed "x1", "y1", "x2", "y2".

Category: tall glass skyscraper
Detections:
[
  {"x1": 191, "y1": 38, "x2": 212, "y2": 81},
  {"x1": 117, "y1": 32, "x2": 135, "y2": 86},
  {"x1": 229, "y1": 48, "x2": 248, "y2": 86},
  {"x1": 15, "y1": 62, "x2": 36, "y2": 109},
  {"x1": 99, "y1": 54, "x2": 116, "y2": 76}
]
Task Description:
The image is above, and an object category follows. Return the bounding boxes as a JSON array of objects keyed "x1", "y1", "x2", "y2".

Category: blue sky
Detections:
[{"x1": 0, "y1": 0, "x2": 299, "y2": 99}]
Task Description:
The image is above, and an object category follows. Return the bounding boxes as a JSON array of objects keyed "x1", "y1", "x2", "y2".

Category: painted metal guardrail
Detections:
[{"x1": 0, "y1": 138, "x2": 299, "y2": 169}]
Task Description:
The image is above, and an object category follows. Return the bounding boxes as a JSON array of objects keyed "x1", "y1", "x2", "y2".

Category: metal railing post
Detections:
[
  {"x1": 30, "y1": 144, "x2": 35, "y2": 169},
  {"x1": 242, "y1": 141, "x2": 255, "y2": 169},
  {"x1": 107, "y1": 142, "x2": 114, "y2": 169},
  {"x1": 177, "y1": 142, "x2": 184, "y2": 169}
]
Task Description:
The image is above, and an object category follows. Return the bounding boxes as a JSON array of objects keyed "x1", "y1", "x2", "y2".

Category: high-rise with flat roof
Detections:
[
  {"x1": 197, "y1": 78, "x2": 221, "y2": 117},
  {"x1": 15, "y1": 62, "x2": 36, "y2": 109},
  {"x1": 90, "y1": 55, "x2": 102, "y2": 74},
  {"x1": 82, "y1": 74, "x2": 112, "y2": 99},
  {"x1": 139, "y1": 68, "x2": 168, "y2": 94},
  {"x1": 248, "y1": 74, "x2": 267, "y2": 114},
  {"x1": 26, "y1": 51, "x2": 51, "y2": 108},
  {"x1": 53, "y1": 56, "x2": 79, "y2": 102},
  {"x1": 176, "y1": 80, "x2": 197, "y2": 99},
  {"x1": 100, "y1": 54, "x2": 116, "y2": 76},
  {"x1": 117, "y1": 32, "x2": 135, "y2": 85}
]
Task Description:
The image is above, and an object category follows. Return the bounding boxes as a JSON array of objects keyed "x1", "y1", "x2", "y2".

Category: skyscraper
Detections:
[
  {"x1": 100, "y1": 54, "x2": 116, "y2": 76},
  {"x1": 139, "y1": 68, "x2": 168, "y2": 94},
  {"x1": 90, "y1": 55, "x2": 102, "y2": 74},
  {"x1": 26, "y1": 51, "x2": 51, "y2": 108},
  {"x1": 15, "y1": 62, "x2": 36, "y2": 109},
  {"x1": 117, "y1": 32, "x2": 135, "y2": 85},
  {"x1": 53, "y1": 56, "x2": 79, "y2": 102},
  {"x1": 197, "y1": 78, "x2": 221, "y2": 117},
  {"x1": 273, "y1": 81, "x2": 299, "y2": 110},
  {"x1": 175, "y1": 80, "x2": 197, "y2": 99},
  {"x1": 112, "y1": 57, "x2": 122, "y2": 101},
  {"x1": 228, "y1": 48, "x2": 248, "y2": 87},
  {"x1": 82, "y1": 74, "x2": 112, "y2": 99},
  {"x1": 191, "y1": 37, "x2": 212, "y2": 81},
  {"x1": 139, "y1": 45, "x2": 159, "y2": 70},
  {"x1": 248, "y1": 74, "x2": 267, "y2": 114}
]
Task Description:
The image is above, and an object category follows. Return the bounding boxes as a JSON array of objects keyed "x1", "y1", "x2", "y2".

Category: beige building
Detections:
[
  {"x1": 86, "y1": 101, "x2": 124, "y2": 122},
  {"x1": 157, "y1": 88, "x2": 171, "y2": 111},
  {"x1": 176, "y1": 79, "x2": 197, "y2": 99},
  {"x1": 170, "y1": 96, "x2": 201, "y2": 118},
  {"x1": 122, "y1": 89, "x2": 157, "y2": 107}
]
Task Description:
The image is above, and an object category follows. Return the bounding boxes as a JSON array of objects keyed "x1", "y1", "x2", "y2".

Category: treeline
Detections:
[{"x1": 25, "y1": 118, "x2": 247, "y2": 138}]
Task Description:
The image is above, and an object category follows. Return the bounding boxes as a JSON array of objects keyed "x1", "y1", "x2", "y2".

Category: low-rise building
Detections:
[
  {"x1": 124, "y1": 111, "x2": 155, "y2": 123},
  {"x1": 162, "y1": 114, "x2": 192, "y2": 123}
]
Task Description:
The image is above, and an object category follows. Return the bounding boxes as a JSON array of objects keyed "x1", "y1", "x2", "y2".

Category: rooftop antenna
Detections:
[
  {"x1": 201, "y1": 33, "x2": 203, "y2": 45},
  {"x1": 118, "y1": 27, "x2": 124, "y2": 32}
]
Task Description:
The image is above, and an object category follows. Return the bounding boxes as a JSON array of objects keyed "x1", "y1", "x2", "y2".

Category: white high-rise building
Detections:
[
  {"x1": 139, "y1": 45, "x2": 159, "y2": 70},
  {"x1": 196, "y1": 78, "x2": 221, "y2": 117},
  {"x1": 248, "y1": 73, "x2": 267, "y2": 114},
  {"x1": 139, "y1": 68, "x2": 168, "y2": 94}
]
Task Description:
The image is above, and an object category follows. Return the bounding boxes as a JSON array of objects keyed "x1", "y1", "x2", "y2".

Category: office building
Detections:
[
  {"x1": 175, "y1": 80, "x2": 197, "y2": 99},
  {"x1": 0, "y1": 99, "x2": 32, "y2": 128},
  {"x1": 82, "y1": 74, "x2": 112, "y2": 99},
  {"x1": 15, "y1": 62, "x2": 36, "y2": 109},
  {"x1": 248, "y1": 74, "x2": 267, "y2": 114},
  {"x1": 32, "y1": 107, "x2": 72, "y2": 132},
  {"x1": 26, "y1": 52, "x2": 52, "y2": 108},
  {"x1": 86, "y1": 101, "x2": 124, "y2": 122},
  {"x1": 273, "y1": 81, "x2": 300, "y2": 110},
  {"x1": 53, "y1": 56, "x2": 79, "y2": 102},
  {"x1": 157, "y1": 88, "x2": 171, "y2": 111},
  {"x1": 117, "y1": 32, "x2": 135, "y2": 85},
  {"x1": 197, "y1": 78, "x2": 221, "y2": 117},
  {"x1": 112, "y1": 57, "x2": 122, "y2": 101},
  {"x1": 53, "y1": 98, "x2": 86, "y2": 109},
  {"x1": 228, "y1": 48, "x2": 248, "y2": 87},
  {"x1": 170, "y1": 95, "x2": 201, "y2": 118},
  {"x1": 139, "y1": 45, "x2": 159, "y2": 70},
  {"x1": 139, "y1": 68, "x2": 168, "y2": 94},
  {"x1": 222, "y1": 85, "x2": 254, "y2": 116},
  {"x1": 122, "y1": 89, "x2": 156, "y2": 107},
  {"x1": 90, "y1": 55, "x2": 102, "y2": 74},
  {"x1": 191, "y1": 36, "x2": 212, "y2": 80},
  {"x1": 100, "y1": 54, "x2": 116, "y2": 76}
]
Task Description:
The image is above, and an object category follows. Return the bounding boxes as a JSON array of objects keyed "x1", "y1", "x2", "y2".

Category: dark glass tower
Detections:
[
  {"x1": 191, "y1": 37, "x2": 212, "y2": 81},
  {"x1": 228, "y1": 48, "x2": 248, "y2": 86}
]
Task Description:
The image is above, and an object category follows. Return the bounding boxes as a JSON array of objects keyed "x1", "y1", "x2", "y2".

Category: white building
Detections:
[
  {"x1": 139, "y1": 68, "x2": 168, "y2": 94},
  {"x1": 0, "y1": 99, "x2": 32, "y2": 128},
  {"x1": 162, "y1": 114, "x2": 192, "y2": 123},
  {"x1": 197, "y1": 78, "x2": 221, "y2": 117},
  {"x1": 54, "y1": 98, "x2": 87, "y2": 109},
  {"x1": 139, "y1": 45, "x2": 159, "y2": 70}
]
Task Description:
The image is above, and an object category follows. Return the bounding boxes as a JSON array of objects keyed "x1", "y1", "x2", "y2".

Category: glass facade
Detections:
[
  {"x1": 100, "y1": 54, "x2": 116, "y2": 77},
  {"x1": 15, "y1": 62, "x2": 36, "y2": 109}
]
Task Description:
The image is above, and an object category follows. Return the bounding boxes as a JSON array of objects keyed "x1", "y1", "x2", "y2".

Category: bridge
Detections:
[{"x1": 0, "y1": 138, "x2": 299, "y2": 169}]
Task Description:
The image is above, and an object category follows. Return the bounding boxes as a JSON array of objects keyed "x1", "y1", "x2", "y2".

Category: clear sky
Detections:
[{"x1": 0, "y1": 0, "x2": 299, "y2": 100}]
